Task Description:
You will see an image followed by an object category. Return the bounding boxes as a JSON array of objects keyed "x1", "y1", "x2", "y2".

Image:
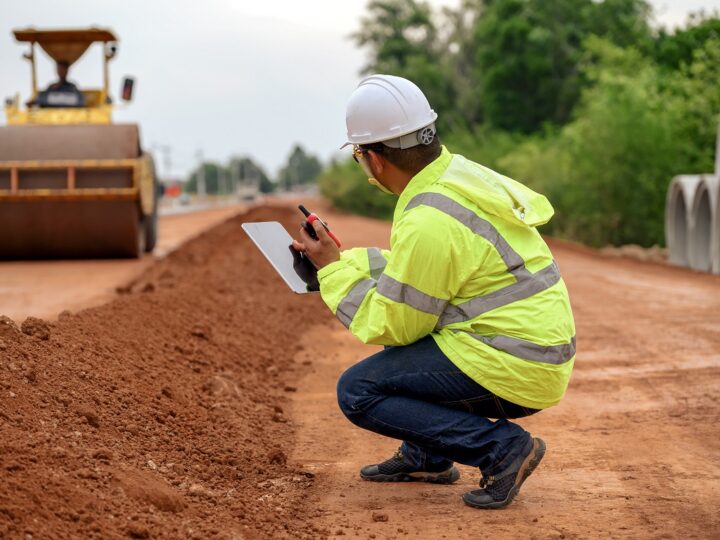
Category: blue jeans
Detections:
[{"x1": 336, "y1": 336, "x2": 539, "y2": 476}]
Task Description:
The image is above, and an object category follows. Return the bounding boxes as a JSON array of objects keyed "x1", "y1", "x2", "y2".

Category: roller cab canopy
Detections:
[
  {"x1": 5, "y1": 27, "x2": 128, "y2": 125},
  {"x1": 13, "y1": 27, "x2": 117, "y2": 67}
]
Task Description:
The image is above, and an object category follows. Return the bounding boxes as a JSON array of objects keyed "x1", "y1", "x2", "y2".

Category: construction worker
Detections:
[
  {"x1": 292, "y1": 74, "x2": 576, "y2": 509},
  {"x1": 31, "y1": 60, "x2": 85, "y2": 108}
]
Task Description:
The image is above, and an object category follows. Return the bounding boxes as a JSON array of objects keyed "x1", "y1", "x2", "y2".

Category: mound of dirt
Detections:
[
  {"x1": 0, "y1": 206, "x2": 331, "y2": 539},
  {"x1": 598, "y1": 243, "x2": 667, "y2": 263}
]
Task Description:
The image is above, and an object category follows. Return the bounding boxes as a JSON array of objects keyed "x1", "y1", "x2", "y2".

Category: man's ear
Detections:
[{"x1": 367, "y1": 150, "x2": 385, "y2": 176}]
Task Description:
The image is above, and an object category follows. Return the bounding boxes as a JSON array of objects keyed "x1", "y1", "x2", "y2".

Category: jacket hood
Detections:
[{"x1": 438, "y1": 153, "x2": 554, "y2": 227}]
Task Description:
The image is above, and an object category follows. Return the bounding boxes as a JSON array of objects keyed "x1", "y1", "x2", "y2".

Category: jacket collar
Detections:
[{"x1": 394, "y1": 145, "x2": 453, "y2": 221}]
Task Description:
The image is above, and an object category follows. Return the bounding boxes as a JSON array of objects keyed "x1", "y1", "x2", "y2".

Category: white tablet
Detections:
[{"x1": 241, "y1": 221, "x2": 318, "y2": 294}]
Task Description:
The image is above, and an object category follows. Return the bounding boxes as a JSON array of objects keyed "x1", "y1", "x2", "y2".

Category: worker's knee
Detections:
[
  {"x1": 336, "y1": 366, "x2": 359, "y2": 418},
  {"x1": 336, "y1": 363, "x2": 375, "y2": 424}
]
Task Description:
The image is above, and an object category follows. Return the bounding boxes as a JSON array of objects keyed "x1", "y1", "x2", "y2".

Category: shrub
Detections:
[
  {"x1": 499, "y1": 37, "x2": 720, "y2": 247},
  {"x1": 318, "y1": 157, "x2": 397, "y2": 220}
]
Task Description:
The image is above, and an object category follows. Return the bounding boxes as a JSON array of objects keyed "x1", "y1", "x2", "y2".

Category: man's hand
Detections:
[
  {"x1": 289, "y1": 245, "x2": 320, "y2": 291},
  {"x1": 292, "y1": 219, "x2": 340, "y2": 269}
]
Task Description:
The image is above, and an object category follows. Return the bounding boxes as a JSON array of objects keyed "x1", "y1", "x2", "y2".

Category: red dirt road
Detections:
[{"x1": 288, "y1": 204, "x2": 720, "y2": 538}]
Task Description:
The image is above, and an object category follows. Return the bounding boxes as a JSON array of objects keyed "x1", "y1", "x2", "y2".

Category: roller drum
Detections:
[
  {"x1": 0, "y1": 124, "x2": 141, "y2": 160},
  {"x1": 0, "y1": 124, "x2": 153, "y2": 259},
  {"x1": 0, "y1": 200, "x2": 145, "y2": 259}
]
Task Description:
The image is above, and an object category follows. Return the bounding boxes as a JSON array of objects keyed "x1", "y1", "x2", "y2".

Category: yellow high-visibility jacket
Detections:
[{"x1": 317, "y1": 146, "x2": 576, "y2": 409}]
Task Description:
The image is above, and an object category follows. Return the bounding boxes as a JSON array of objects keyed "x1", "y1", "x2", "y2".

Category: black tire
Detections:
[
  {"x1": 144, "y1": 204, "x2": 158, "y2": 252},
  {"x1": 130, "y1": 211, "x2": 147, "y2": 259},
  {"x1": 144, "y1": 175, "x2": 160, "y2": 253}
]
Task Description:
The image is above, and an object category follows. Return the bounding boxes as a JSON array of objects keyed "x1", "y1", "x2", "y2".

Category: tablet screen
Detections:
[{"x1": 242, "y1": 221, "x2": 317, "y2": 294}]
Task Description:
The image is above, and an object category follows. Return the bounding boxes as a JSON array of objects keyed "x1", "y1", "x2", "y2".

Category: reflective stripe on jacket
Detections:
[{"x1": 317, "y1": 146, "x2": 576, "y2": 409}]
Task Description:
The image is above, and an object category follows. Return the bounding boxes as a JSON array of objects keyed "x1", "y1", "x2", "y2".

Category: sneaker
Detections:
[
  {"x1": 360, "y1": 449, "x2": 460, "y2": 484},
  {"x1": 463, "y1": 437, "x2": 546, "y2": 509}
]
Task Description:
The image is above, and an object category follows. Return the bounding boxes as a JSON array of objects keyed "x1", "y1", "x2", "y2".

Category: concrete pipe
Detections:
[
  {"x1": 665, "y1": 175, "x2": 702, "y2": 267},
  {"x1": 689, "y1": 173, "x2": 719, "y2": 274},
  {"x1": 716, "y1": 124, "x2": 720, "y2": 182},
  {"x1": 715, "y1": 126, "x2": 720, "y2": 274},
  {"x1": 694, "y1": 125, "x2": 720, "y2": 274}
]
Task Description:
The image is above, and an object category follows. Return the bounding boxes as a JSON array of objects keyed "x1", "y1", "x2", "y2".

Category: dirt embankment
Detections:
[{"x1": 0, "y1": 206, "x2": 330, "y2": 539}]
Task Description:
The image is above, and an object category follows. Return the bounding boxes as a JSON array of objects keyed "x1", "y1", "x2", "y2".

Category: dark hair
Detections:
[
  {"x1": 57, "y1": 60, "x2": 70, "y2": 68},
  {"x1": 360, "y1": 134, "x2": 441, "y2": 176}
]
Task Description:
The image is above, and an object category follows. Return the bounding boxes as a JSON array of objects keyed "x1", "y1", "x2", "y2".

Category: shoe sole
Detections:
[
  {"x1": 360, "y1": 466, "x2": 460, "y2": 485},
  {"x1": 463, "y1": 437, "x2": 546, "y2": 510}
]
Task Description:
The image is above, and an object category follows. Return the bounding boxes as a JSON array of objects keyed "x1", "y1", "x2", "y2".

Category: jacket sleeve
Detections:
[{"x1": 317, "y1": 210, "x2": 468, "y2": 345}]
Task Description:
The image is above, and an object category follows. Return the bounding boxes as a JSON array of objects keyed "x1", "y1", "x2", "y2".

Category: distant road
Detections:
[{"x1": 0, "y1": 203, "x2": 246, "y2": 323}]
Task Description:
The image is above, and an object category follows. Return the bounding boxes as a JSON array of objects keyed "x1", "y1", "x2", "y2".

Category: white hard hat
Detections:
[{"x1": 342, "y1": 74, "x2": 438, "y2": 150}]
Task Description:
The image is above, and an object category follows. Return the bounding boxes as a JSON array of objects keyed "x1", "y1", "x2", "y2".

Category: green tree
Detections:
[
  {"x1": 499, "y1": 37, "x2": 720, "y2": 247},
  {"x1": 588, "y1": 0, "x2": 653, "y2": 50},
  {"x1": 355, "y1": 0, "x2": 436, "y2": 72},
  {"x1": 184, "y1": 162, "x2": 226, "y2": 194},
  {"x1": 277, "y1": 145, "x2": 322, "y2": 190},
  {"x1": 655, "y1": 13, "x2": 720, "y2": 70},
  {"x1": 354, "y1": 0, "x2": 653, "y2": 135},
  {"x1": 229, "y1": 156, "x2": 275, "y2": 193},
  {"x1": 666, "y1": 36, "x2": 720, "y2": 171},
  {"x1": 436, "y1": 0, "x2": 487, "y2": 129},
  {"x1": 352, "y1": 0, "x2": 458, "y2": 132},
  {"x1": 474, "y1": 0, "x2": 577, "y2": 132},
  {"x1": 473, "y1": 0, "x2": 652, "y2": 133},
  {"x1": 471, "y1": 0, "x2": 656, "y2": 133}
]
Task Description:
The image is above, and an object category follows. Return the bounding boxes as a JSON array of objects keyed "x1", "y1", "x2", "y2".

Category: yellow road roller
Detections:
[{"x1": 0, "y1": 27, "x2": 158, "y2": 258}]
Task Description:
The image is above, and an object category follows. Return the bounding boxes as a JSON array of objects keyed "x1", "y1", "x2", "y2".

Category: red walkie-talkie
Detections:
[{"x1": 299, "y1": 205, "x2": 342, "y2": 248}]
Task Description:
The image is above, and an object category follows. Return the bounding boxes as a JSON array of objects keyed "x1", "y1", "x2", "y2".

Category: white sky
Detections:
[{"x1": 1, "y1": 0, "x2": 718, "y2": 178}]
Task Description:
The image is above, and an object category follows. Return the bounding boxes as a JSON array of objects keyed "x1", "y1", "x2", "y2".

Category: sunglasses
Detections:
[
  {"x1": 351, "y1": 145, "x2": 364, "y2": 163},
  {"x1": 351, "y1": 144, "x2": 385, "y2": 163}
]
